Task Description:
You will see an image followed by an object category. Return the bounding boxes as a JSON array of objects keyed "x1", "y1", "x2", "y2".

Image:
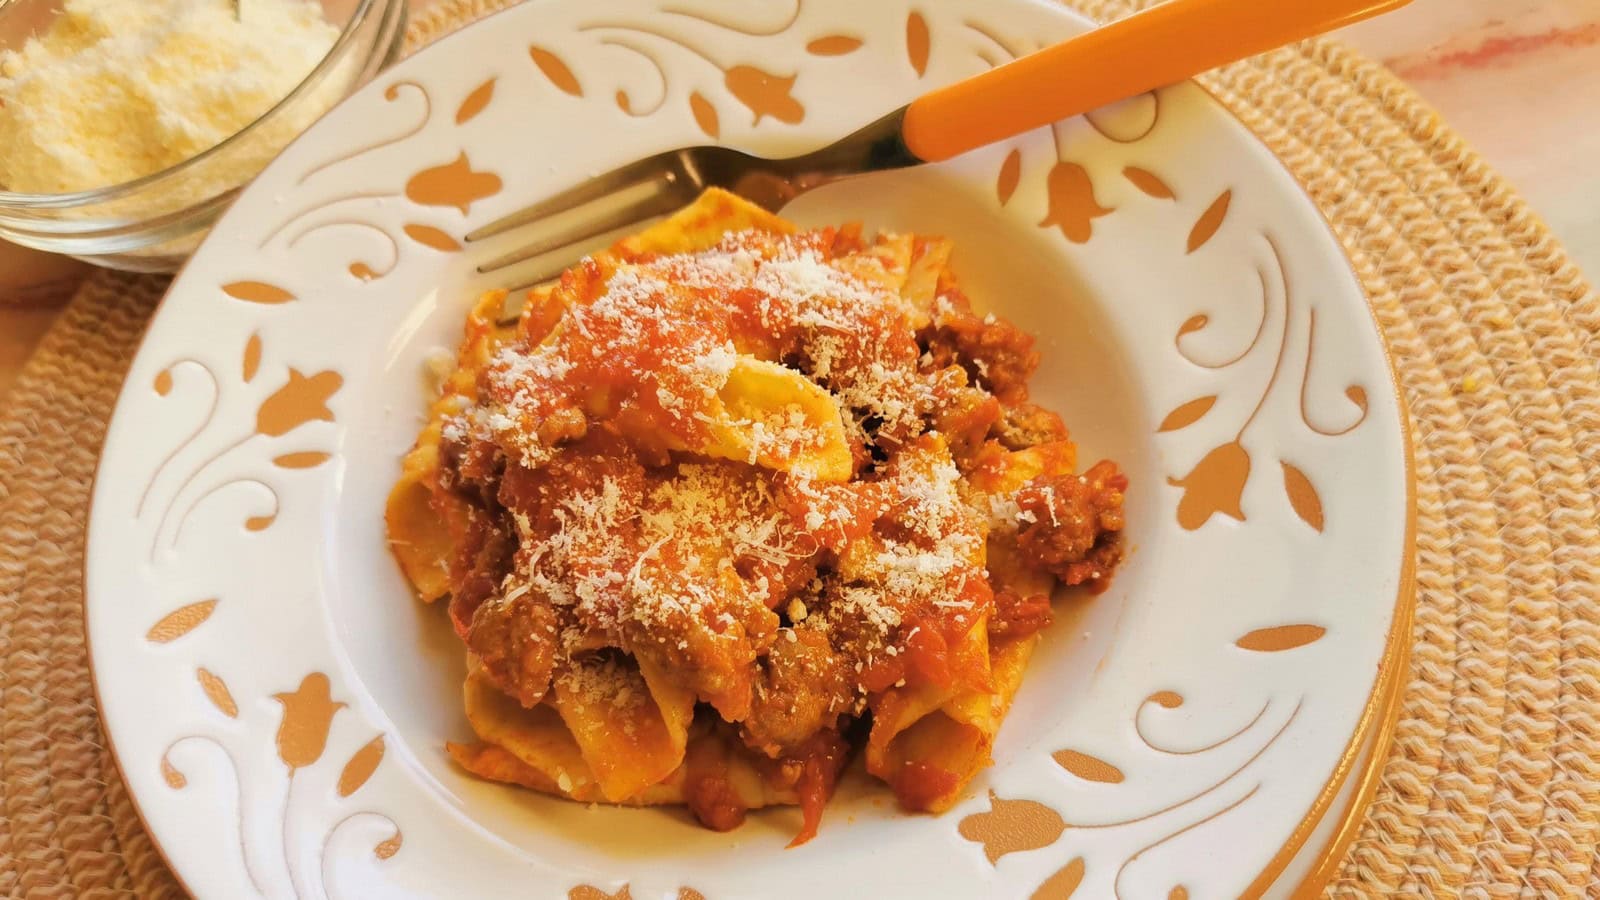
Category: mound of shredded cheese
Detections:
[{"x1": 0, "y1": 0, "x2": 339, "y2": 193}]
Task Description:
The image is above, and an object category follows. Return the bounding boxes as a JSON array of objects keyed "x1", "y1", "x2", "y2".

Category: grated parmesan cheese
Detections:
[
  {"x1": 0, "y1": 0, "x2": 342, "y2": 194},
  {"x1": 465, "y1": 229, "x2": 934, "y2": 468},
  {"x1": 443, "y1": 222, "x2": 1086, "y2": 729}
]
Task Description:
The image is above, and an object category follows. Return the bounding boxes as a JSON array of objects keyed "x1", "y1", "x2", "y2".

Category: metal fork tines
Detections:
[
  {"x1": 467, "y1": 152, "x2": 700, "y2": 280},
  {"x1": 467, "y1": 111, "x2": 917, "y2": 291}
]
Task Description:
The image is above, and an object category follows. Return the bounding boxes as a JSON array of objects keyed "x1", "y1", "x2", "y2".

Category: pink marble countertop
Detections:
[
  {"x1": 1, "y1": 0, "x2": 1596, "y2": 397},
  {"x1": 1338, "y1": 0, "x2": 1600, "y2": 279}
]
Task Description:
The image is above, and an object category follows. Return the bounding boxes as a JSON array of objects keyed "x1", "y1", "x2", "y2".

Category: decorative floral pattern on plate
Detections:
[{"x1": 85, "y1": 1, "x2": 1410, "y2": 898}]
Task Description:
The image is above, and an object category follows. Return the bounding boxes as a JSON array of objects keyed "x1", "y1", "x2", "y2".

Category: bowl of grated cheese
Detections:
[{"x1": 0, "y1": 0, "x2": 407, "y2": 271}]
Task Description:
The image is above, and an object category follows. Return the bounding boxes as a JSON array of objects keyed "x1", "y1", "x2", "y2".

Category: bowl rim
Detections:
[{"x1": 0, "y1": 0, "x2": 394, "y2": 209}]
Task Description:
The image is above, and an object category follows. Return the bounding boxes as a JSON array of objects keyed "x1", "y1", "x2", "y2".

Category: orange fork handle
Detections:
[{"x1": 900, "y1": 0, "x2": 1413, "y2": 162}]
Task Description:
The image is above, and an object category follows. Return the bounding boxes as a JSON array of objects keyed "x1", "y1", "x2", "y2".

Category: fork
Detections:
[{"x1": 470, "y1": 0, "x2": 1411, "y2": 290}]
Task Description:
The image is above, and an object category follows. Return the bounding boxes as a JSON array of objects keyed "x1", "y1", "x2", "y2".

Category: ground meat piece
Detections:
[
  {"x1": 465, "y1": 589, "x2": 560, "y2": 708},
  {"x1": 922, "y1": 290, "x2": 1040, "y2": 405},
  {"x1": 448, "y1": 432, "x2": 504, "y2": 490},
  {"x1": 1014, "y1": 460, "x2": 1128, "y2": 587},
  {"x1": 925, "y1": 366, "x2": 1002, "y2": 464},
  {"x1": 629, "y1": 625, "x2": 756, "y2": 718},
  {"x1": 618, "y1": 561, "x2": 771, "y2": 721},
  {"x1": 737, "y1": 554, "x2": 818, "y2": 611},
  {"x1": 989, "y1": 588, "x2": 1054, "y2": 639},
  {"x1": 683, "y1": 723, "x2": 750, "y2": 832},
  {"x1": 994, "y1": 402, "x2": 1070, "y2": 451},
  {"x1": 446, "y1": 507, "x2": 515, "y2": 639},
  {"x1": 741, "y1": 627, "x2": 853, "y2": 756}
]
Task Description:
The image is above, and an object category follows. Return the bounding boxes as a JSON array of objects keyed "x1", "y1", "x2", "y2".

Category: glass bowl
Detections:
[{"x1": 0, "y1": 0, "x2": 408, "y2": 272}]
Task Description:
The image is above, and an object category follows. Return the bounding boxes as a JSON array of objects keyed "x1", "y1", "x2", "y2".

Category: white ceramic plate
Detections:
[{"x1": 86, "y1": 1, "x2": 1413, "y2": 897}]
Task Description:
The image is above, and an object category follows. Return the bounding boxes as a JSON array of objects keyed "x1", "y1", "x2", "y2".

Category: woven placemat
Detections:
[{"x1": 3, "y1": 0, "x2": 1597, "y2": 896}]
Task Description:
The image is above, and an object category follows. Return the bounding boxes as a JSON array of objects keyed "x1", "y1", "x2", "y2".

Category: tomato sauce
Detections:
[
  {"x1": 414, "y1": 210, "x2": 1131, "y2": 842},
  {"x1": 892, "y1": 762, "x2": 963, "y2": 812}
]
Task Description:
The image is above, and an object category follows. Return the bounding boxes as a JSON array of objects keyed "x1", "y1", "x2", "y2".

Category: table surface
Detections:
[{"x1": 2, "y1": 0, "x2": 1596, "y2": 399}]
